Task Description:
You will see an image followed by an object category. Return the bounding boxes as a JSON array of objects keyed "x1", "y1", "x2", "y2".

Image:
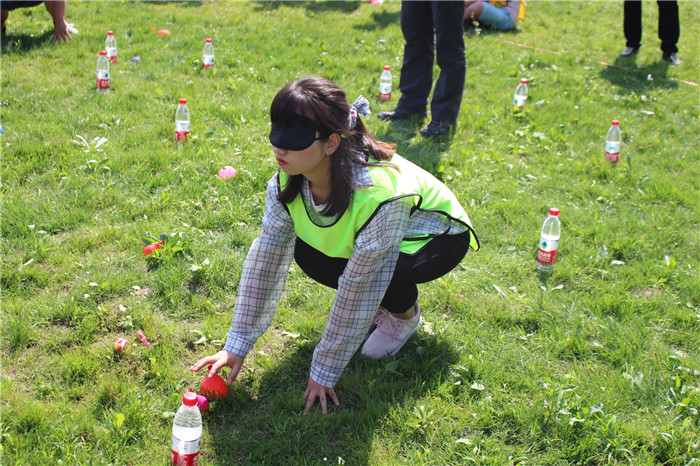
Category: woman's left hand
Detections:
[{"x1": 303, "y1": 377, "x2": 339, "y2": 414}]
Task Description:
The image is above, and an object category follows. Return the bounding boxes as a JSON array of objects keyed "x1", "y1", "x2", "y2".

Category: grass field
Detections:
[{"x1": 1, "y1": 1, "x2": 699, "y2": 464}]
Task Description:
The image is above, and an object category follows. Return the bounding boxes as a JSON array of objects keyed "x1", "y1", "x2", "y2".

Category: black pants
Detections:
[
  {"x1": 1, "y1": 1, "x2": 44, "y2": 11},
  {"x1": 397, "y1": 1, "x2": 465, "y2": 123},
  {"x1": 623, "y1": 0, "x2": 679, "y2": 54},
  {"x1": 294, "y1": 232, "x2": 471, "y2": 314}
]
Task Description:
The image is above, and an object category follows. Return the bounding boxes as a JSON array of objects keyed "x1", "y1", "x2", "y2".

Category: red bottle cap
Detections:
[
  {"x1": 384, "y1": 65, "x2": 390, "y2": 70},
  {"x1": 182, "y1": 390, "x2": 198, "y2": 407},
  {"x1": 107, "y1": 31, "x2": 113, "y2": 36},
  {"x1": 100, "y1": 51, "x2": 107, "y2": 56},
  {"x1": 520, "y1": 78, "x2": 528, "y2": 84},
  {"x1": 179, "y1": 98, "x2": 187, "y2": 104},
  {"x1": 549, "y1": 208, "x2": 560, "y2": 216},
  {"x1": 206, "y1": 38, "x2": 212, "y2": 43},
  {"x1": 611, "y1": 120, "x2": 619, "y2": 126}
]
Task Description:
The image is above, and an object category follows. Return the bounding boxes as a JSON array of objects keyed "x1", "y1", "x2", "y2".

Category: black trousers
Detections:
[
  {"x1": 623, "y1": 0, "x2": 679, "y2": 54},
  {"x1": 294, "y1": 232, "x2": 471, "y2": 314},
  {"x1": 397, "y1": 1, "x2": 465, "y2": 123}
]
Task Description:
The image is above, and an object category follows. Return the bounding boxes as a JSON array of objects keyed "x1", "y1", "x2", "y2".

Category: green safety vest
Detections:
[{"x1": 279, "y1": 154, "x2": 477, "y2": 259}]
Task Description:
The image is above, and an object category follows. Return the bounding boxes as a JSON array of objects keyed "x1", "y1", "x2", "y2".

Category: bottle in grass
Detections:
[
  {"x1": 513, "y1": 78, "x2": 528, "y2": 110},
  {"x1": 379, "y1": 65, "x2": 392, "y2": 102},
  {"x1": 96, "y1": 51, "x2": 110, "y2": 92},
  {"x1": 605, "y1": 120, "x2": 621, "y2": 164},
  {"x1": 536, "y1": 208, "x2": 561, "y2": 278},
  {"x1": 202, "y1": 38, "x2": 215, "y2": 69},
  {"x1": 175, "y1": 99, "x2": 190, "y2": 143},
  {"x1": 105, "y1": 31, "x2": 117, "y2": 64},
  {"x1": 171, "y1": 391, "x2": 202, "y2": 466}
]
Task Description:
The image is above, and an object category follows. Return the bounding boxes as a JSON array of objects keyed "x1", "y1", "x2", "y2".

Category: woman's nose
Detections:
[{"x1": 273, "y1": 146, "x2": 287, "y2": 156}]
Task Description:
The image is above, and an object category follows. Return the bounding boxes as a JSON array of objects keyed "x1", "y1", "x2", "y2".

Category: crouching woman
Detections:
[{"x1": 191, "y1": 76, "x2": 479, "y2": 414}]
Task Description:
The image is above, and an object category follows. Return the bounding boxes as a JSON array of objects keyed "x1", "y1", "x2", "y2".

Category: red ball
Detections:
[{"x1": 200, "y1": 368, "x2": 228, "y2": 400}]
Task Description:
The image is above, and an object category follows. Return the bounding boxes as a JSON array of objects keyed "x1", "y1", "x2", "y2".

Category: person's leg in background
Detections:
[
  {"x1": 620, "y1": 0, "x2": 642, "y2": 57},
  {"x1": 657, "y1": 0, "x2": 680, "y2": 63},
  {"x1": 1, "y1": 9, "x2": 8, "y2": 35},
  {"x1": 421, "y1": 1, "x2": 465, "y2": 137},
  {"x1": 396, "y1": 1, "x2": 434, "y2": 116}
]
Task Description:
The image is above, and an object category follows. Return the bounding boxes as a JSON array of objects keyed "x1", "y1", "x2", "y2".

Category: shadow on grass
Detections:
[
  {"x1": 205, "y1": 336, "x2": 459, "y2": 464},
  {"x1": 148, "y1": 0, "x2": 203, "y2": 7},
  {"x1": 1, "y1": 30, "x2": 53, "y2": 54},
  {"x1": 252, "y1": 1, "x2": 362, "y2": 14},
  {"x1": 599, "y1": 57, "x2": 678, "y2": 91},
  {"x1": 373, "y1": 119, "x2": 450, "y2": 177},
  {"x1": 463, "y1": 21, "x2": 521, "y2": 39},
  {"x1": 354, "y1": 10, "x2": 401, "y2": 31}
]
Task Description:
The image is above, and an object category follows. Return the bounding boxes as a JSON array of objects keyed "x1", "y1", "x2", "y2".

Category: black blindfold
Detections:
[{"x1": 269, "y1": 114, "x2": 329, "y2": 151}]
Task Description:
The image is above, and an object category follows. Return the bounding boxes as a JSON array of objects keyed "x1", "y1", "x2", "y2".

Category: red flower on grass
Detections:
[{"x1": 143, "y1": 241, "x2": 163, "y2": 256}]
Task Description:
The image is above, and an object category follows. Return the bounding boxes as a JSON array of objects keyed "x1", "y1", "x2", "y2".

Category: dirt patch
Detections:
[{"x1": 632, "y1": 288, "x2": 661, "y2": 298}]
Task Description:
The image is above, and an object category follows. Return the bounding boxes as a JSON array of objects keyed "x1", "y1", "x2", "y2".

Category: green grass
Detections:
[{"x1": 1, "y1": 1, "x2": 699, "y2": 464}]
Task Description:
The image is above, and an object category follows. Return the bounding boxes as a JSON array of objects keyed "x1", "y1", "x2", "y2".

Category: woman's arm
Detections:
[
  {"x1": 308, "y1": 198, "x2": 413, "y2": 388},
  {"x1": 222, "y1": 175, "x2": 296, "y2": 359}
]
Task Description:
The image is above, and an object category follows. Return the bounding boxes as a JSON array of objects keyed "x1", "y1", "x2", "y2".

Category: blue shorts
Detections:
[{"x1": 479, "y1": 3, "x2": 516, "y2": 31}]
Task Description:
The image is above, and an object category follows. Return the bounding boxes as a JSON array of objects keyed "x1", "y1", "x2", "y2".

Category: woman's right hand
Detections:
[{"x1": 190, "y1": 350, "x2": 244, "y2": 385}]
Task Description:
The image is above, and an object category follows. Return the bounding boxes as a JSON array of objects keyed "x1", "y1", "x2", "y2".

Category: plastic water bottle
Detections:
[
  {"x1": 605, "y1": 120, "x2": 621, "y2": 164},
  {"x1": 171, "y1": 390, "x2": 202, "y2": 466},
  {"x1": 96, "y1": 51, "x2": 110, "y2": 92},
  {"x1": 202, "y1": 38, "x2": 215, "y2": 69},
  {"x1": 536, "y1": 208, "x2": 561, "y2": 275},
  {"x1": 379, "y1": 65, "x2": 392, "y2": 102},
  {"x1": 513, "y1": 78, "x2": 528, "y2": 110},
  {"x1": 106, "y1": 31, "x2": 117, "y2": 64},
  {"x1": 175, "y1": 99, "x2": 190, "y2": 143}
]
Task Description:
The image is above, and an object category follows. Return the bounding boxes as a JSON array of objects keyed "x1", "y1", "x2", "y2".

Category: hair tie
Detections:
[{"x1": 348, "y1": 95, "x2": 371, "y2": 129}]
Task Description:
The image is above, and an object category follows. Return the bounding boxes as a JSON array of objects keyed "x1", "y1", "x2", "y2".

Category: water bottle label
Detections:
[
  {"x1": 605, "y1": 141, "x2": 620, "y2": 163},
  {"x1": 171, "y1": 448, "x2": 199, "y2": 466},
  {"x1": 203, "y1": 55, "x2": 215, "y2": 68},
  {"x1": 107, "y1": 48, "x2": 117, "y2": 64},
  {"x1": 537, "y1": 238, "x2": 559, "y2": 264},
  {"x1": 537, "y1": 249, "x2": 557, "y2": 264},
  {"x1": 379, "y1": 82, "x2": 391, "y2": 101},
  {"x1": 176, "y1": 119, "x2": 190, "y2": 142},
  {"x1": 513, "y1": 95, "x2": 526, "y2": 109},
  {"x1": 96, "y1": 71, "x2": 110, "y2": 90},
  {"x1": 172, "y1": 436, "x2": 200, "y2": 454}
]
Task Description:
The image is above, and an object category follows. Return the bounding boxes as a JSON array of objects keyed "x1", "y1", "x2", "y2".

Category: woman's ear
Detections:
[{"x1": 326, "y1": 133, "x2": 341, "y2": 155}]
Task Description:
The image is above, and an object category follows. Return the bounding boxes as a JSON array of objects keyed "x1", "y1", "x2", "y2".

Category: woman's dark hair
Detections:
[{"x1": 271, "y1": 76, "x2": 395, "y2": 217}]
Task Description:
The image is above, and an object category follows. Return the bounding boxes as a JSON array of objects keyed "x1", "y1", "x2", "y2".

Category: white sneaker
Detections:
[
  {"x1": 363, "y1": 306, "x2": 390, "y2": 343},
  {"x1": 361, "y1": 303, "x2": 422, "y2": 359}
]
